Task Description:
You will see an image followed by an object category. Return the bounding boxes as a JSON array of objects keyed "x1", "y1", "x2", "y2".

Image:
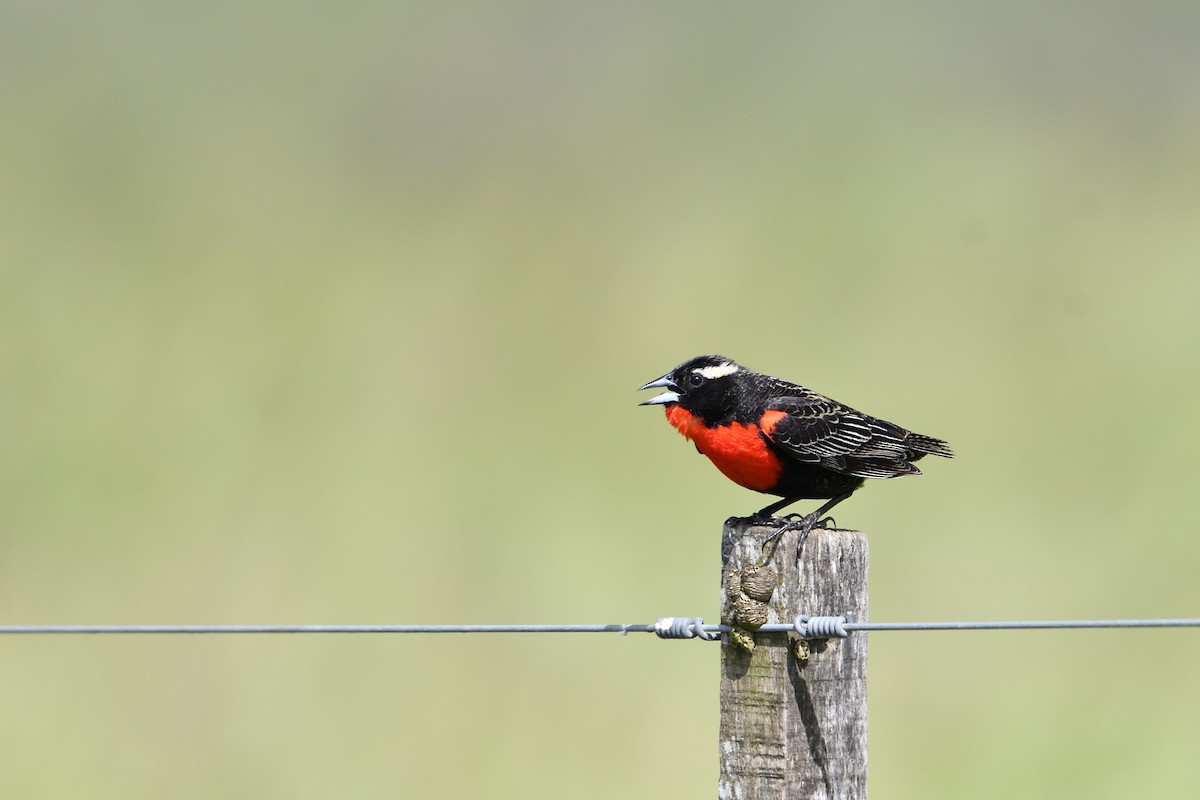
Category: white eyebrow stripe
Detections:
[{"x1": 695, "y1": 362, "x2": 739, "y2": 379}]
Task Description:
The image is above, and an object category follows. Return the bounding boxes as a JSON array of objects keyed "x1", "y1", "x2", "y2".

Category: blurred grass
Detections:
[{"x1": 3, "y1": 2, "x2": 1200, "y2": 798}]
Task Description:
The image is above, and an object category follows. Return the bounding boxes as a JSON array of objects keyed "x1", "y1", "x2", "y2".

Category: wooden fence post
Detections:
[{"x1": 719, "y1": 519, "x2": 869, "y2": 799}]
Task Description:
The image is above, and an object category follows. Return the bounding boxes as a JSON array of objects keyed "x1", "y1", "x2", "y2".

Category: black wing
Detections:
[{"x1": 761, "y1": 393, "x2": 928, "y2": 479}]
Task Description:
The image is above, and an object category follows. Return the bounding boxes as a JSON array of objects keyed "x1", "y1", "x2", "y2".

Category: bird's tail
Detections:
[{"x1": 907, "y1": 433, "x2": 954, "y2": 459}]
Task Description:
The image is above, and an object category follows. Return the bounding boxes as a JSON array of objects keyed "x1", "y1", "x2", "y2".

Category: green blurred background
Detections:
[{"x1": 3, "y1": 2, "x2": 1199, "y2": 797}]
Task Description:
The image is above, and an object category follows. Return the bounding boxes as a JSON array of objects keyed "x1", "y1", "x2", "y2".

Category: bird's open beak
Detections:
[{"x1": 638, "y1": 373, "x2": 680, "y2": 406}]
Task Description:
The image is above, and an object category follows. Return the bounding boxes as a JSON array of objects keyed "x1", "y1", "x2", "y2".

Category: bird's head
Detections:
[{"x1": 638, "y1": 354, "x2": 748, "y2": 422}]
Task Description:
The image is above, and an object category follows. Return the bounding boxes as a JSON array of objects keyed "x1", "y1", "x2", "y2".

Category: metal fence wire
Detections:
[{"x1": 2, "y1": 617, "x2": 1197, "y2": 637}]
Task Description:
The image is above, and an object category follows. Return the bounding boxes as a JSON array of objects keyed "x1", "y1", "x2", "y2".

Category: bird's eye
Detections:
[{"x1": 687, "y1": 372, "x2": 706, "y2": 388}]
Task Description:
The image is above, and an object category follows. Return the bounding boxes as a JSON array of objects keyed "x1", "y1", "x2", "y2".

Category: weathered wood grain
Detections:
[{"x1": 719, "y1": 520, "x2": 869, "y2": 800}]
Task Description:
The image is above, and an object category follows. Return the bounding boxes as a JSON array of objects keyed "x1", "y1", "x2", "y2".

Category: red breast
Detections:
[{"x1": 664, "y1": 406, "x2": 784, "y2": 492}]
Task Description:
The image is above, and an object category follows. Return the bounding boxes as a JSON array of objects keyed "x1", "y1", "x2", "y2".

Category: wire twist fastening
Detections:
[
  {"x1": 653, "y1": 617, "x2": 718, "y2": 641},
  {"x1": 794, "y1": 614, "x2": 851, "y2": 639}
]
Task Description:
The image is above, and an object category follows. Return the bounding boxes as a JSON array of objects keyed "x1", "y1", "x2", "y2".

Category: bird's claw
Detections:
[
  {"x1": 756, "y1": 512, "x2": 823, "y2": 565},
  {"x1": 754, "y1": 512, "x2": 834, "y2": 530},
  {"x1": 737, "y1": 505, "x2": 843, "y2": 565}
]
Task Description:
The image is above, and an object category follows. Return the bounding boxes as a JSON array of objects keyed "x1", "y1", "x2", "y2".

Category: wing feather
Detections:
[{"x1": 762, "y1": 394, "x2": 925, "y2": 479}]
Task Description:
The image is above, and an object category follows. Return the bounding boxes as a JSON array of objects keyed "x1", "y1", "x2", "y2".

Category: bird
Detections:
[{"x1": 638, "y1": 354, "x2": 952, "y2": 542}]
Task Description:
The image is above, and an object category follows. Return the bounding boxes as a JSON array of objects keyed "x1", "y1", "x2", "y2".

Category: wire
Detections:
[
  {"x1": 0, "y1": 618, "x2": 1197, "y2": 636},
  {"x1": 841, "y1": 618, "x2": 1200, "y2": 632},
  {"x1": 0, "y1": 624, "x2": 656, "y2": 635}
]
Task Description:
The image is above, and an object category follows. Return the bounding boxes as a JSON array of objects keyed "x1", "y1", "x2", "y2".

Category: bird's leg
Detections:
[
  {"x1": 726, "y1": 496, "x2": 799, "y2": 528},
  {"x1": 757, "y1": 493, "x2": 854, "y2": 565},
  {"x1": 750, "y1": 496, "x2": 801, "y2": 522}
]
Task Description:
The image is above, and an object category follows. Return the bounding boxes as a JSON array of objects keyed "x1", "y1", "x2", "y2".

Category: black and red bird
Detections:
[{"x1": 639, "y1": 355, "x2": 952, "y2": 534}]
